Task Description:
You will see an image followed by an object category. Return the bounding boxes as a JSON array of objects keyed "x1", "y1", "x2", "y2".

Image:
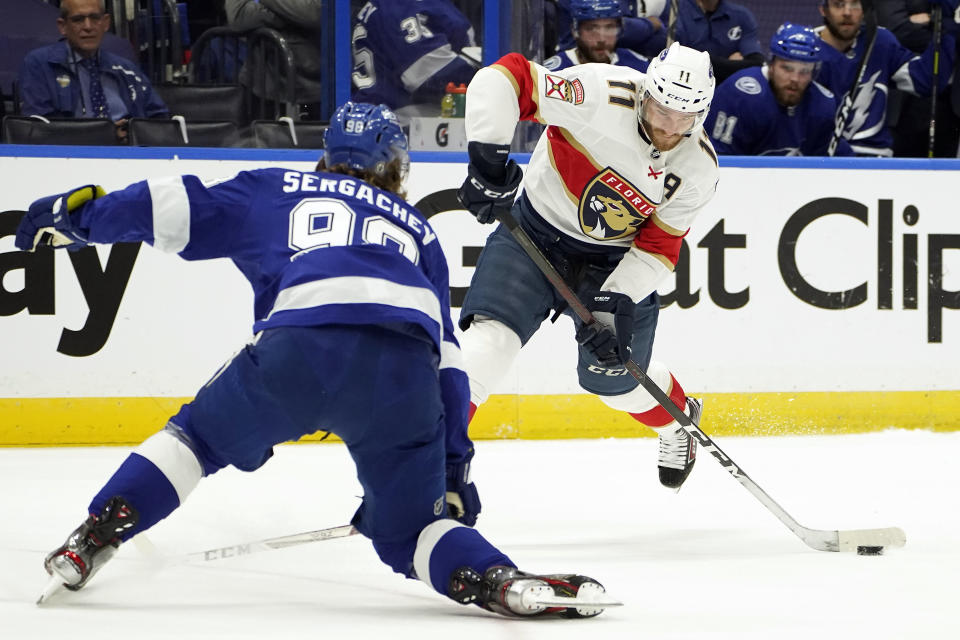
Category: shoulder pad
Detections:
[{"x1": 734, "y1": 74, "x2": 763, "y2": 96}]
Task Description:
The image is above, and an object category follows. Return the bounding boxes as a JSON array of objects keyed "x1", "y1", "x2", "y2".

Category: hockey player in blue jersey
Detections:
[
  {"x1": 351, "y1": 0, "x2": 479, "y2": 112},
  {"x1": 554, "y1": 0, "x2": 666, "y2": 58},
  {"x1": 17, "y1": 102, "x2": 616, "y2": 618},
  {"x1": 545, "y1": 0, "x2": 651, "y2": 72},
  {"x1": 706, "y1": 23, "x2": 854, "y2": 155},
  {"x1": 816, "y1": 0, "x2": 957, "y2": 156}
]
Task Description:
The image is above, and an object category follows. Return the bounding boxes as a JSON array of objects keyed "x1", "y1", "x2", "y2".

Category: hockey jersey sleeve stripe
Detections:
[
  {"x1": 147, "y1": 176, "x2": 191, "y2": 254},
  {"x1": 545, "y1": 126, "x2": 603, "y2": 203},
  {"x1": 633, "y1": 219, "x2": 687, "y2": 267},
  {"x1": 401, "y1": 44, "x2": 461, "y2": 93},
  {"x1": 264, "y1": 275, "x2": 443, "y2": 335},
  {"x1": 650, "y1": 213, "x2": 685, "y2": 237},
  {"x1": 439, "y1": 338, "x2": 464, "y2": 372},
  {"x1": 492, "y1": 53, "x2": 542, "y2": 122}
]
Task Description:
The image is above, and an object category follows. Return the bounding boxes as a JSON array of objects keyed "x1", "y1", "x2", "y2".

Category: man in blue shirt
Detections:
[
  {"x1": 653, "y1": 0, "x2": 765, "y2": 83},
  {"x1": 545, "y1": 0, "x2": 650, "y2": 72},
  {"x1": 18, "y1": 101, "x2": 616, "y2": 619},
  {"x1": 17, "y1": 0, "x2": 169, "y2": 141},
  {"x1": 706, "y1": 22, "x2": 854, "y2": 155}
]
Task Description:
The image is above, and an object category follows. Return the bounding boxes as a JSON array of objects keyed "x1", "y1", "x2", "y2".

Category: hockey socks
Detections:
[
  {"x1": 413, "y1": 519, "x2": 513, "y2": 597},
  {"x1": 89, "y1": 428, "x2": 203, "y2": 540}
]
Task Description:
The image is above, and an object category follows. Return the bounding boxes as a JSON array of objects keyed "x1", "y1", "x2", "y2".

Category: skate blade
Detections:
[
  {"x1": 531, "y1": 595, "x2": 624, "y2": 608},
  {"x1": 530, "y1": 581, "x2": 623, "y2": 612},
  {"x1": 36, "y1": 575, "x2": 66, "y2": 606}
]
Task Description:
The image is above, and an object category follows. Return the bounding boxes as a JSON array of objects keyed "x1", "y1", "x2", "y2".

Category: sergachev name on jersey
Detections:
[
  {"x1": 579, "y1": 168, "x2": 657, "y2": 241},
  {"x1": 543, "y1": 74, "x2": 584, "y2": 104},
  {"x1": 281, "y1": 171, "x2": 436, "y2": 245}
]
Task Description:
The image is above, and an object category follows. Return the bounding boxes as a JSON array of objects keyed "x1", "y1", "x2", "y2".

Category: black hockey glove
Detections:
[
  {"x1": 446, "y1": 457, "x2": 481, "y2": 527},
  {"x1": 15, "y1": 185, "x2": 105, "y2": 252},
  {"x1": 457, "y1": 141, "x2": 523, "y2": 224},
  {"x1": 575, "y1": 291, "x2": 636, "y2": 368}
]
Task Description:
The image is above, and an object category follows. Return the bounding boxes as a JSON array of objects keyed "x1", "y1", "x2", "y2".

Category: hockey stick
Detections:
[
  {"x1": 928, "y1": 5, "x2": 943, "y2": 158},
  {"x1": 39, "y1": 525, "x2": 360, "y2": 604},
  {"x1": 666, "y1": 0, "x2": 679, "y2": 46},
  {"x1": 493, "y1": 206, "x2": 906, "y2": 553},
  {"x1": 828, "y1": 0, "x2": 879, "y2": 156},
  {"x1": 134, "y1": 524, "x2": 359, "y2": 564}
]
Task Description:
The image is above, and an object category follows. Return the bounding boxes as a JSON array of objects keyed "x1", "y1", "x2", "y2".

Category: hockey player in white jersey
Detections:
[
  {"x1": 457, "y1": 43, "x2": 719, "y2": 490},
  {"x1": 17, "y1": 102, "x2": 618, "y2": 618}
]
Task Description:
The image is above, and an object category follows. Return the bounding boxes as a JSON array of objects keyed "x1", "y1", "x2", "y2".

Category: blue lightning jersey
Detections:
[
  {"x1": 705, "y1": 65, "x2": 852, "y2": 156},
  {"x1": 70, "y1": 168, "x2": 470, "y2": 455},
  {"x1": 543, "y1": 47, "x2": 649, "y2": 72},
  {"x1": 351, "y1": 0, "x2": 478, "y2": 109},
  {"x1": 555, "y1": 0, "x2": 661, "y2": 56},
  {"x1": 815, "y1": 26, "x2": 955, "y2": 156}
]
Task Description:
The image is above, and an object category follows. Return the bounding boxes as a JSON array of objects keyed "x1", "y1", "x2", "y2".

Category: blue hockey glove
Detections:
[
  {"x1": 457, "y1": 142, "x2": 523, "y2": 224},
  {"x1": 446, "y1": 457, "x2": 481, "y2": 526},
  {"x1": 15, "y1": 185, "x2": 105, "y2": 252},
  {"x1": 575, "y1": 291, "x2": 636, "y2": 368}
]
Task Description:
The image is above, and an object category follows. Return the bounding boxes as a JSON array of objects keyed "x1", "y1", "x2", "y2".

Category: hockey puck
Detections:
[{"x1": 856, "y1": 545, "x2": 884, "y2": 556}]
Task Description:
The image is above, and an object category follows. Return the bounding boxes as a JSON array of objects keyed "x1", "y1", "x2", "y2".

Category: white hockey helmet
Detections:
[{"x1": 642, "y1": 42, "x2": 715, "y2": 134}]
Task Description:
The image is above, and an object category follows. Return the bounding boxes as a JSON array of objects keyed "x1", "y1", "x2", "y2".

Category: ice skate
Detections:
[
  {"x1": 41, "y1": 497, "x2": 138, "y2": 600},
  {"x1": 655, "y1": 397, "x2": 701, "y2": 490},
  {"x1": 447, "y1": 565, "x2": 619, "y2": 618}
]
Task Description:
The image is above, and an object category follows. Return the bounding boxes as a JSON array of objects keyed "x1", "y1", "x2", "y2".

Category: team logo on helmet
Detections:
[
  {"x1": 579, "y1": 168, "x2": 656, "y2": 241},
  {"x1": 544, "y1": 74, "x2": 585, "y2": 104}
]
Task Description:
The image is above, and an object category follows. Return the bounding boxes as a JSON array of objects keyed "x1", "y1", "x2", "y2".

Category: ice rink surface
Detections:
[{"x1": 2, "y1": 430, "x2": 958, "y2": 639}]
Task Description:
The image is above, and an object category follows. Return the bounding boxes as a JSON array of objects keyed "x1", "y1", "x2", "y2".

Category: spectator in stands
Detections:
[
  {"x1": 651, "y1": 0, "x2": 765, "y2": 83},
  {"x1": 351, "y1": 0, "x2": 480, "y2": 117},
  {"x1": 545, "y1": 0, "x2": 650, "y2": 71},
  {"x1": 17, "y1": 0, "x2": 169, "y2": 142},
  {"x1": 815, "y1": 0, "x2": 957, "y2": 156},
  {"x1": 875, "y1": 0, "x2": 960, "y2": 156},
  {"x1": 553, "y1": 1, "x2": 666, "y2": 58},
  {"x1": 224, "y1": 0, "x2": 323, "y2": 120},
  {"x1": 705, "y1": 22, "x2": 853, "y2": 155}
]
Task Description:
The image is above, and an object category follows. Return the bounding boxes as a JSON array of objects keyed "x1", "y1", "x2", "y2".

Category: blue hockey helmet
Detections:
[
  {"x1": 323, "y1": 102, "x2": 409, "y2": 180},
  {"x1": 571, "y1": 0, "x2": 623, "y2": 23},
  {"x1": 769, "y1": 23, "x2": 822, "y2": 63}
]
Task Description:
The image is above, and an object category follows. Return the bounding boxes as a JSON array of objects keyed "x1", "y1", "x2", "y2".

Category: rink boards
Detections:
[{"x1": 0, "y1": 147, "x2": 957, "y2": 445}]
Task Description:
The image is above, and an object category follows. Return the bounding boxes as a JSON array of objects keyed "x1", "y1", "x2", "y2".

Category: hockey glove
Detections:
[
  {"x1": 575, "y1": 291, "x2": 636, "y2": 368},
  {"x1": 446, "y1": 457, "x2": 481, "y2": 527},
  {"x1": 15, "y1": 185, "x2": 105, "y2": 252},
  {"x1": 457, "y1": 141, "x2": 523, "y2": 224}
]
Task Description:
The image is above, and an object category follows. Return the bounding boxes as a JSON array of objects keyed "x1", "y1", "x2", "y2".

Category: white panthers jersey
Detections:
[{"x1": 465, "y1": 54, "x2": 719, "y2": 280}]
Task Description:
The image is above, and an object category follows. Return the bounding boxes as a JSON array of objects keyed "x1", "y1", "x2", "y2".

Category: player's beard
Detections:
[
  {"x1": 824, "y1": 17, "x2": 860, "y2": 43},
  {"x1": 577, "y1": 41, "x2": 613, "y2": 64},
  {"x1": 772, "y1": 81, "x2": 805, "y2": 107}
]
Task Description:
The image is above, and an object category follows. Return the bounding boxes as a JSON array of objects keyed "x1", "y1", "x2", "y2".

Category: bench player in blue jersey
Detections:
[
  {"x1": 16, "y1": 102, "x2": 617, "y2": 618},
  {"x1": 815, "y1": 0, "x2": 957, "y2": 156},
  {"x1": 545, "y1": 0, "x2": 651, "y2": 73},
  {"x1": 351, "y1": 0, "x2": 479, "y2": 112},
  {"x1": 706, "y1": 23, "x2": 854, "y2": 156}
]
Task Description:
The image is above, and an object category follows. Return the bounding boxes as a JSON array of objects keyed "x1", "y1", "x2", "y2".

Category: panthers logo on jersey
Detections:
[{"x1": 579, "y1": 168, "x2": 657, "y2": 241}]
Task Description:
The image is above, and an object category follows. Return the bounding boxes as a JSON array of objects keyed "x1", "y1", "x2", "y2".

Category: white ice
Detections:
[{"x1": 2, "y1": 430, "x2": 958, "y2": 639}]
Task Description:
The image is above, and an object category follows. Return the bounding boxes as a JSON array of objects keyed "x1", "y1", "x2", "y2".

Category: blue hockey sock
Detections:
[
  {"x1": 413, "y1": 520, "x2": 514, "y2": 595},
  {"x1": 89, "y1": 429, "x2": 203, "y2": 541}
]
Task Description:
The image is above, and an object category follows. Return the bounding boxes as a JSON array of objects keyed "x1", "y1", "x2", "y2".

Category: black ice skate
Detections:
[
  {"x1": 447, "y1": 565, "x2": 619, "y2": 618},
  {"x1": 655, "y1": 397, "x2": 702, "y2": 490},
  {"x1": 39, "y1": 496, "x2": 138, "y2": 602}
]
